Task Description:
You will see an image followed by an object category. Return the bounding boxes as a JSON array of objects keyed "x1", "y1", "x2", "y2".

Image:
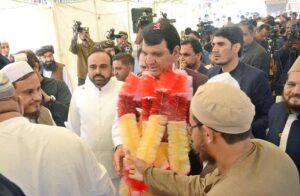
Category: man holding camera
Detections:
[
  {"x1": 273, "y1": 19, "x2": 300, "y2": 95},
  {"x1": 116, "y1": 31, "x2": 132, "y2": 54},
  {"x1": 69, "y1": 21, "x2": 95, "y2": 86}
]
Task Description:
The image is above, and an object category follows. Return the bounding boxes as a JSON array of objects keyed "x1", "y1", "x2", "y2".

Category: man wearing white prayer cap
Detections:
[
  {"x1": 124, "y1": 81, "x2": 300, "y2": 196},
  {"x1": 0, "y1": 71, "x2": 116, "y2": 196},
  {"x1": 1, "y1": 61, "x2": 55, "y2": 125},
  {"x1": 267, "y1": 56, "x2": 300, "y2": 174}
]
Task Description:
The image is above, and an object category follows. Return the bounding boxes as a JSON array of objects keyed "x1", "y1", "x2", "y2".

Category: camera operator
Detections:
[
  {"x1": 273, "y1": 19, "x2": 300, "y2": 95},
  {"x1": 116, "y1": 31, "x2": 132, "y2": 54},
  {"x1": 69, "y1": 21, "x2": 95, "y2": 86}
]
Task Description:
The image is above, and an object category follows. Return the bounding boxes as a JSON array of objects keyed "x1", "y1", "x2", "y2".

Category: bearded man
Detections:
[
  {"x1": 36, "y1": 45, "x2": 73, "y2": 93},
  {"x1": 267, "y1": 56, "x2": 300, "y2": 174}
]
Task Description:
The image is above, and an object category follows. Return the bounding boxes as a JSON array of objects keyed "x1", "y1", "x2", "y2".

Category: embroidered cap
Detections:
[
  {"x1": 1, "y1": 61, "x2": 34, "y2": 83},
  {"x1": 0, "y1": 71, "x2": 15, "y2": 100},
  {"x1": 207, "y1": 72, "x2": 240, "y2": 88},
  {"x1": 288, "y1": 56, "x2": 300, "y2": 73},
  {"x1": 35, "y1": 45, "x2": 54, "y2": 56},
  {"x1": 191, "y1": 82, "x2": 255, "y2": 134}
]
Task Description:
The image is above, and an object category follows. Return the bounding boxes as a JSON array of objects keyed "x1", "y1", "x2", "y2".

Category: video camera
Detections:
[
  {"x1": 137, "y1": 10, "x2": 157, "y2": 28},
  {"x1": 105, "y1": 29, "x2": 122, "y2": 40},
  {"x1": 73, "y1": 20, "x2": 89, "y2": 33},
  {"x1": 159, "y1": 12, "x2": 176, "y2": 23},
  {"x1": 196, "y1": 21, "x2": 215, "y2": 43},
  {"x1": 267, "y1": 26, "x2": 285, "y2": 54}
]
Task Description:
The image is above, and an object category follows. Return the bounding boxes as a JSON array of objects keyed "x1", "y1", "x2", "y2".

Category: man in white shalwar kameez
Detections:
[{"x1": 67, "y1": 48, "x2": 123, "y2": 190}]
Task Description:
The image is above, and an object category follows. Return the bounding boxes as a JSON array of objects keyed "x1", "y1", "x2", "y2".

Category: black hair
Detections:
[
  {"x1": 112, "y1": 52, "x2": 134, "y2": 67},
  {"x1": 142, "y1": 20, "x2": 180, "y2": 53},
  {"x1": 193, "y1": 115, "x2": 251, "y2": 144},
  {"x1": 217, "y1": 130, "x2": 251, "y2": 144},
  {"x1": 214, "y1": 26, "x2": 244, "y2": 57},
  {"x1": 88, "y1": 48, "x2": 112, "y2": 65},
  {"x1": 239, "y1": 21, "x2": 255, "y2": 33},
  {"x1": 185, "y1": 27, "x2": 192, "y2": 35},
  {"x1": 181, "y1": 37, "x2": 203, "y2": 54},
  {"x1": 257, "y1": 24, "x2": 271, "y2": 32},
  {"x1": 17, "y1": 50, "x2": 40, "y2": 70}
]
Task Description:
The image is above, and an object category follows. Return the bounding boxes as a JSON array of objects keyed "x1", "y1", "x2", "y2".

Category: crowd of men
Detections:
[{"x1": 0, "y1": 11, "x2": 299, "y2": 196}]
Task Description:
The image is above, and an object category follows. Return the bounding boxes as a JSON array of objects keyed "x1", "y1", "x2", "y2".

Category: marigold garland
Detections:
[
  {"x1": 118, "y1": 69, "x2": 192, "y2": 195},
  {"x1": 168, "y1": 121, "x2": 191, "y2": 175},
  {"x1": 136, "y1": 115, "x2": 167, "y2": 164},
  {"x1": 119, "y1": 113, "x2": 140, "y2": 155}
]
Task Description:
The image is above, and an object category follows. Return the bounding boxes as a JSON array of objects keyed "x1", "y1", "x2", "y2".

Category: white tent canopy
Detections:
[{"x1": 0, "y1": 0, "x2": 266, "y2": 86}]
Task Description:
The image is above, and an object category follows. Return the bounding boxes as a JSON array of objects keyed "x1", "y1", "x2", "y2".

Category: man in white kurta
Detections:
[
  {"x1": 0, "y1": 71, "x2": 116, "y2": 196},
  {"x1": 67, "y1": 49, "x2": 123, "y2": 188}
]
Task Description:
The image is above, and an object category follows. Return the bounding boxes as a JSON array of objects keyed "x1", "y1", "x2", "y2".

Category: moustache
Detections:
[
  {"x1": 288, "y1": 94, "x2": 300, "y2": 100},
  {"x1": 93, "y1": 74, "x2": 105, "y2": 79},
  {"x1": 45, "y1": 61, "x2": 54, "y2": 64}
]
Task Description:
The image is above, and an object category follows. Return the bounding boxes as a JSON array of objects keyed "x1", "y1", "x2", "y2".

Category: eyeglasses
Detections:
[{"x1": 187, "y1": 122, "x2": 203, "y2": 135}]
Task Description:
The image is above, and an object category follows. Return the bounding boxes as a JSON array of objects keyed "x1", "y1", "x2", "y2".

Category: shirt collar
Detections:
[{"x1": 85, "y1": 76, "x2": 115, "y2": 92}]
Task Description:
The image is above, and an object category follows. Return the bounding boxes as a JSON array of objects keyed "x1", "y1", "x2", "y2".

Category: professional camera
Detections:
[
  {"x1": 73, "y1": 20, "x2": 89, "y2": 33},
  {"x1": 105, "y1": 29, "x2": 122, "y2": 40},
  {"x1": 137, "y1": 10, "x2": 157, "y2": 28},
  {"x1": 159, "y1": 12, "x2": 176, "y2": 23},
  {"x1": 267, "y1": 27, "x2": 282, "y2": 54},
  {"x1": 196, "y1": 21, "x2": 215, "y2": 44}
]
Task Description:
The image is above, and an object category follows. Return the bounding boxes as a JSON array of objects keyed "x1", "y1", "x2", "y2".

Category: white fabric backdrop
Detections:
[{"x1": 0, "y1": 0, "x2": 266, "y2": 87}]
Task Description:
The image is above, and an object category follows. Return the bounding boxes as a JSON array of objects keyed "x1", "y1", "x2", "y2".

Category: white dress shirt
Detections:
[
  {"x1": 0, "y1": 117, "x2": 116, "y2": 196},
  {"x1": 68, "y1": 76, "x2": 123, "y2": 180},
  {"x1": 279, "y1": 113, "x2": 298, "y2": 152}
]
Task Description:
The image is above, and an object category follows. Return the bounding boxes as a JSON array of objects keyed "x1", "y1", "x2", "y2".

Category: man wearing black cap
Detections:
[{"x1": 36, "y1": 45, "x2": 73, "y2": 93}]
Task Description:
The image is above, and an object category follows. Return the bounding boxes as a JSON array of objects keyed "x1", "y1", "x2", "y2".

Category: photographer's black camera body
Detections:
[
  {"x1": 73, "y1": 20, "x2": 89, "y2": 33},
  {"x1": 106, "y1": 29, "x2": 122, "y2": 40}
]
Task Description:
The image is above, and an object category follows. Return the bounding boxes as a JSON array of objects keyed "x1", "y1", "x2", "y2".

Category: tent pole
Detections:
[
  {"x1": 51, "y1": 2, "x2": 62, "y2": 62},
  {"x1": 93, "y1": 0, "x2": 101, "y2": 41},
  {"x1": 127, "y1": 0, "x2": 131, "y2": 42}
]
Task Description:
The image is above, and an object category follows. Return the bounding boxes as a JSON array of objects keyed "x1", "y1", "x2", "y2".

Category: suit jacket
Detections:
[
  {"x1": 184, "y1": 68, "x2": 208, "y2": 94},
  {"x1": 0, "y1": 54, "x2": 10, "y2": 70},
  {"x1": 208, "y1": 62, "x2": 274, "y2": 139},
  {"x1": 241, "y1": 40, "x2": 270, "y2": 74},
  {"x1": 267, "y1": 102, "x2": 300, "y2": 174}
]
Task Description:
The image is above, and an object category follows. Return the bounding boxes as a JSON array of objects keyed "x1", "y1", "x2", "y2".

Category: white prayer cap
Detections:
[
  {"x1": 0, "y1": 71, "x2": 15, "y2": 100},
  {"x1": 191, "y1": 83, "x2": 254, "y2": 134},
  {"x1": 13, "y1": 53, "x2": 28, "y2": 62},
  {"x1": 207, "y1": 72, "x2": 240, "y2": 88},
  {"x1": 1, "y1": 61, "x2": 34, "y2": 83},
  {"x1": 288, "y1": 56, "x2": 300, "y2": 73}
]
